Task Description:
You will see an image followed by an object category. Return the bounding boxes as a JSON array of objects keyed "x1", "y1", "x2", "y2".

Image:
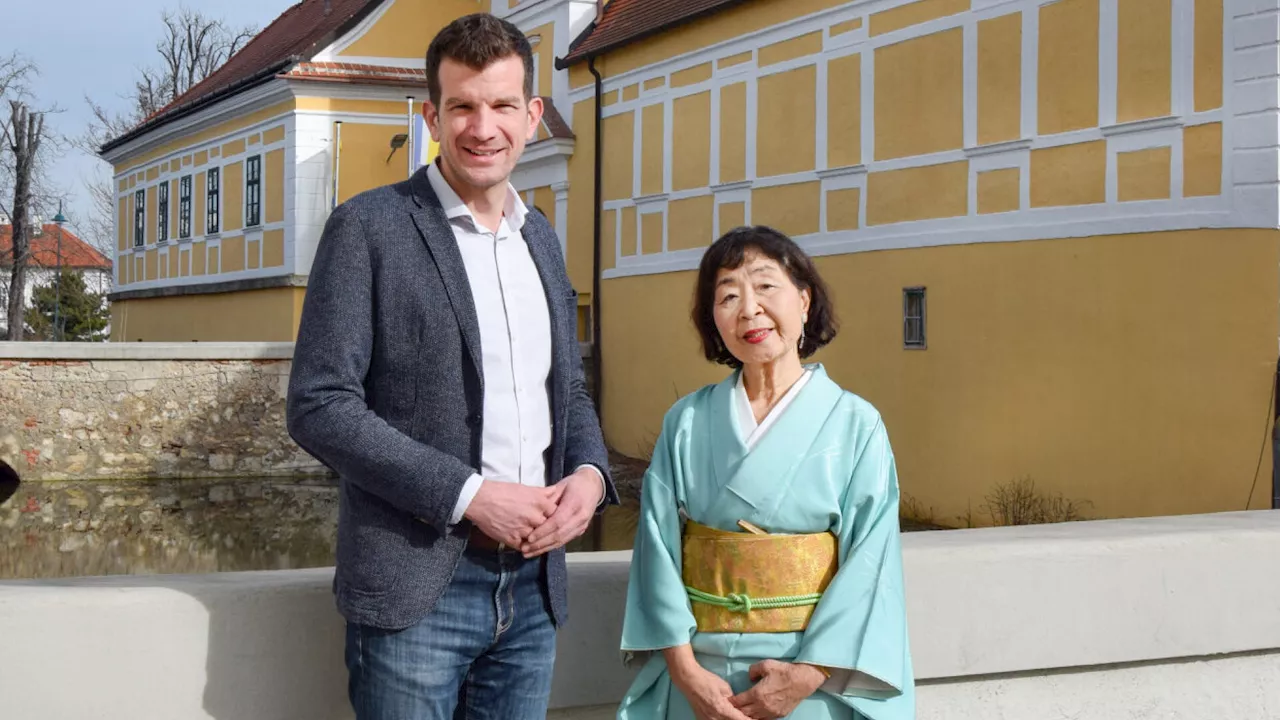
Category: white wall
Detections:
[
  {"x1": 1, "y1": 511, "x2": 1278, "y2": 720},
  {"x1": 0, "y1": 267, "x2": 112, "y2": 332}
]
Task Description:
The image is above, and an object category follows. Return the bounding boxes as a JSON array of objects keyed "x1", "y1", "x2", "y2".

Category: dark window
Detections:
[
  {"x1": 157, "y1": 182, "x2": 169, "y2": 242},
  {"x1": 179, "y1": 175, "x2": 192, "y2": 239},
  {"x1": 133, "y1": 189, "x2": 145, "y2": 247},
  {"x1": 206, "y1": 167, "x2": 220, "y2": 234},
  {"x1": 245, "y1": 155, "x2": 261, "y2": 227},
  {"x1": 903, "y1": 287, "x2": 926, "y2": 349}
]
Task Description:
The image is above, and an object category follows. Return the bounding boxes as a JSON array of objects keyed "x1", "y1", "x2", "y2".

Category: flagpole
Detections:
[{"x1": 407, "y1": 96, "x2": 415, "y2": 179}]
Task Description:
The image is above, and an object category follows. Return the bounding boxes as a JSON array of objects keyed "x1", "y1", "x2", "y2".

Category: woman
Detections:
[{"x1": 617, "y1": 226, "x2": 914, "y2": 720}]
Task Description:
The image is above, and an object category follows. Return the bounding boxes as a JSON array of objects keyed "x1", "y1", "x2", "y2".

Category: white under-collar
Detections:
[
  {"x1": 734, "y1": 367, "x2": 814, "y2": 450},
  {"x1": 426, "y1": 159, "x2": 528, "y2": 233}
]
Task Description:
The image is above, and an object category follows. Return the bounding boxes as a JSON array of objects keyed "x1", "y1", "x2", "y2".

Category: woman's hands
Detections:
[
  {"x1": 664, "y1": 645, "x2": 828, "y2": 720},
  {"x1": 728, "y1": 660, "x2": 828, "y2": 720},
  {"x1": 664, "y1": 645, "x2": 752, "y2": 720}
]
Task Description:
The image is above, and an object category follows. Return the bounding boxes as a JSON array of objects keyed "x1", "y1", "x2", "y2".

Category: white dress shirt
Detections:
[{"x1": 426, "y1": 162, "x2": 600, "y2": 525}]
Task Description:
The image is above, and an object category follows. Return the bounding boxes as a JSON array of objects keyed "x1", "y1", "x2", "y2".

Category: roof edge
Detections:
[
  {"x1": 555, "y1": 19, "x2": 599, "y2": 70},
  {"x1": 558, "y1": 0, "x2": 755, "y2": 68},
  {"x1": 99, "y1": 0, "x2": 390, "y2": 158},
  {"x1": 99, "y1": 57, "x2": 299, "y2": 156}
]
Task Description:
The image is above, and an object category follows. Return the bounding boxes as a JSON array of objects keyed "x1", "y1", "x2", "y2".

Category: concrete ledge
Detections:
[
  {"x1": 904, "y1": 510, "x2": 1280, "y2": 678},
  {"x1": 107, "y1": 274, "x2": 308, "y2": 302},
  {"x1": 0, "y1": 341, "x2": 296, "y2": 360},
  {"x1": 2, "y1": 512, "x2": 1278, "y2": 719}
]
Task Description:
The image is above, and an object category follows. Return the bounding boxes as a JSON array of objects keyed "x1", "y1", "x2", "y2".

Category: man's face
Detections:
[{"x1": 424, "y1": 55, "x2": 543, "y2": 193}]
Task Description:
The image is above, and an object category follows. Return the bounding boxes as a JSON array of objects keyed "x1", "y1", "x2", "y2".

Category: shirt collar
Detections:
[{"x1": 426, "y1": 159, "x2": 528, "y2": 233}]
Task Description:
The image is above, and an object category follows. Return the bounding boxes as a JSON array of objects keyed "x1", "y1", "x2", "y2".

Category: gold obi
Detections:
[{"x1": 681, "y1": 520, "x2": 838, "y2": 634}]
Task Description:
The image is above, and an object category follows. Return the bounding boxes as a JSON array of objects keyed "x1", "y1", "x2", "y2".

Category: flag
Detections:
[{"x1": 411, "y1": 114, "x2": 437, "y2": 170}]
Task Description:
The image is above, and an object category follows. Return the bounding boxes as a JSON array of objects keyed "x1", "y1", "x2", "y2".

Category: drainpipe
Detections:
[
  {"x1": 1272, "y1": 357, "x2": 1280, "y2": 509},
  {"x1": 588, "y1": 56, "x2": 604, "y2": 418}
]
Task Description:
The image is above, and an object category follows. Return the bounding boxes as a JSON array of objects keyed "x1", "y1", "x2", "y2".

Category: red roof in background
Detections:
[
  {"x1": 0, "y1": 225, "x2": 113, "y2": 271},
  {"x1": 102, "y1": 0, "x2": 383, "y2": 153},
  {"x1": 561, "y1": 0, "x2": 749, "y2": 66},
  {"x1": 539, "y1": 98, "x2": 574, "y2": 140}
]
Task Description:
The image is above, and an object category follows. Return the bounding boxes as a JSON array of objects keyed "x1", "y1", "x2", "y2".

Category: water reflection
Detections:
[{"x1": 0, "y1": 475, "x2": 337, "y2": 580}]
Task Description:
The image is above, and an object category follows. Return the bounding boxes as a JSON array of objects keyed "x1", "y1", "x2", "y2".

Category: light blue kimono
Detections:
[{"x1": 617, "y1": 364, "x2": 915, "y2": 720}]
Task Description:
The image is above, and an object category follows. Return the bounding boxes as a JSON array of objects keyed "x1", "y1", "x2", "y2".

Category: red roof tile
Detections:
[
  {"x1": 286, "y1": 61, "x2": 429, "y2": 86},
  {"x1": 0, "y1": 225, "x2": 113, "y2": 271},
  {"x1": 102, "y1": 0, "x2": 383, "y2": 153},
  {"x1": 561, "y1": 0, "x2": 749, "y2": 66},
  {"x1": 539, "y1": 98, "x2": 575, "y2": 140}
]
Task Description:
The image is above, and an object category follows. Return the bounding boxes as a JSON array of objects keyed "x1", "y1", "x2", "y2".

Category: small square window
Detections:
[{"x1": 903, "y1": 287, "x2": 926, "y2": 349}]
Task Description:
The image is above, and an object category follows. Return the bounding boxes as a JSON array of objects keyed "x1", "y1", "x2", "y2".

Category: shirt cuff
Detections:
[
  {"x1": 574, "y1": 463, "x2": 608, "y2": 508},
  {"x1": 450, "y1": 473, "x2": 485, "y2": 526}
]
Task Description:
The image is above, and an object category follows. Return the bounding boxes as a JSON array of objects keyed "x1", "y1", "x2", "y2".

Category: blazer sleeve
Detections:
[{"x1": 286, "y1": 201, "x2": 475, "y2": 533}]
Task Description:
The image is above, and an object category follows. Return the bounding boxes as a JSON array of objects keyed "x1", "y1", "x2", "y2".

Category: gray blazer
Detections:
[{"x1": 287, "y1": 167, "x2": 616, "y2": 630}]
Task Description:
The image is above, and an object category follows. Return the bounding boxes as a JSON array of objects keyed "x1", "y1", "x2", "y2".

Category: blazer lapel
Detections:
[
  {"x1": 409, "y1": 171, "x2": 483, "y2": 379},
  {"x1": 522, "y1": 219, "x2": 569, "y2": 420}
]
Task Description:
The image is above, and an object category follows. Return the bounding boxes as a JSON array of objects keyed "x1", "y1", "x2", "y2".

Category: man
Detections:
[{"x1": 287, "y1": 13, "x2": 617, "y2": 719}]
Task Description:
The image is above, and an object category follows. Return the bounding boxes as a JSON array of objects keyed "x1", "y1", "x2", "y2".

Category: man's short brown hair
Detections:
[{"x1": 425, "y1": 13, "x2": 535, "y2": 107}]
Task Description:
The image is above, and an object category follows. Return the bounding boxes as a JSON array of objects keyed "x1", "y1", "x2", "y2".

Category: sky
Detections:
[{"x1": 6, "y1": 1, "x2": 294, "y2": 246}]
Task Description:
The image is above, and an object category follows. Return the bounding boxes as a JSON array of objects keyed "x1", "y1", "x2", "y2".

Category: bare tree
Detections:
[
  {"x1": 77, "y1": 7, "x2": 257, "y2": 259},
  {"x1": 4, "y1": 101, "x2": 46, "y2": 340},
  {"x1": 135, "y1": 7, "x2": 256, "y2": 119},
  {"x1": 0, "y1": 53, "x2": 36, "y2": 223},
  {"x1": 76, "y1": 98, "x2": 136, "y2": 256},
  {"x1": 0, "y1": 51, "x2": 65, "y2": 340},
  {"x1": 0, "y1": 54, "x2": 37, "y2": 339}
]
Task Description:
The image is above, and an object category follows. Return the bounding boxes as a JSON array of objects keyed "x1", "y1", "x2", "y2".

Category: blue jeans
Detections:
[{"x1": 345, "y1": 547, "x2": 557, "y2": 720}]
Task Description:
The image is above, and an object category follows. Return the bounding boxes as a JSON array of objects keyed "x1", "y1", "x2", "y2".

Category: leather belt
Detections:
[{"x1": 467, "y1": 526, "x2": 507, "y2": 552}]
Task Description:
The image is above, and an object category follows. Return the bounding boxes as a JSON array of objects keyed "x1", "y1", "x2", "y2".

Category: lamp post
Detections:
[{"x1": 51, "y1": 204, "x2": 65, "y2": 341}]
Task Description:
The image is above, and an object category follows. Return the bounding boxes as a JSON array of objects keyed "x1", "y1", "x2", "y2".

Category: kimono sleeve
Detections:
[
  {"x1": 792, "y1": 416, "x2": 915, "y2": 716},
  {"x1": 619, "y1": 417, "x2": 697, "y2": 658}
]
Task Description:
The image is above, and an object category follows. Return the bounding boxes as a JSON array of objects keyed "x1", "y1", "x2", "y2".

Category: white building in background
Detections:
[{"x1": 0, "y1": 220, "x2": 113, "y2": 336}]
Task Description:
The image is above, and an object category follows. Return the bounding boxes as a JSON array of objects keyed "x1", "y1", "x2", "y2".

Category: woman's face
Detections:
[{"x1": 712, "y1": 250, "x2": 811, "y2": 370}]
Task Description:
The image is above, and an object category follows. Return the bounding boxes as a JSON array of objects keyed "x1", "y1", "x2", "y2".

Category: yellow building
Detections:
[
  {"x1": 104, "y1": 0, "x2": 1279, "y2": 522},
  {"x1": 100, "y1": 0, "x2": 583, "y2": 342},
  {"x1": 557, "y1": 0, "x2": 1280, "y2": 523}
]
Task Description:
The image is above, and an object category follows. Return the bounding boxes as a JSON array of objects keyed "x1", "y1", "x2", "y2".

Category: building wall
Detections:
[
  {"x1": 329, "y1": 0, "x2": 494, "y2": 62},
  {"x1": 566, "y1": 0, "x2": 1279, "y2": 520},
  {"x1": 600, "y1": 228, "x2": 1279, "y2": 521},
  {"x1": 112, "y1": 113, "x2": 291, "y2": 293},
  {"x1": 108, "y1": 98, "x2": 295, "y2": 342},
  {"x1": 110, "y1": 287, "x2": 306, "y2": 343},
  {"x1": 107, "y1": 90, "x2": 432, "y2": 343}
]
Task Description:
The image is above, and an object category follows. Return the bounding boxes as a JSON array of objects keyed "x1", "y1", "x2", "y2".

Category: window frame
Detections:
[
  {"x1": 133, "y1": 189, "x2": 145, "y2": 248},
  {"x1": 157, "y1": 181, "x2": 169, "y2": 243},
  {"x1": 244, "y1": 154, "x2": 262, "y2": 228},
  {"x1": 179, "y1": 175, "x2": 192, "y2": 239},
  {"x1": 206, "y1": 167, "x2": 221, "y2": 235},
  {"x1": 903, "y1": 286, "x2": 927, "y2": 350}
]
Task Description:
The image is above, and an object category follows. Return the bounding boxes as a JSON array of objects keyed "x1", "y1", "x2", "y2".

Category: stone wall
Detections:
[{"x1": 0, "y1": 343, "x2": 324, "y2": 482}]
